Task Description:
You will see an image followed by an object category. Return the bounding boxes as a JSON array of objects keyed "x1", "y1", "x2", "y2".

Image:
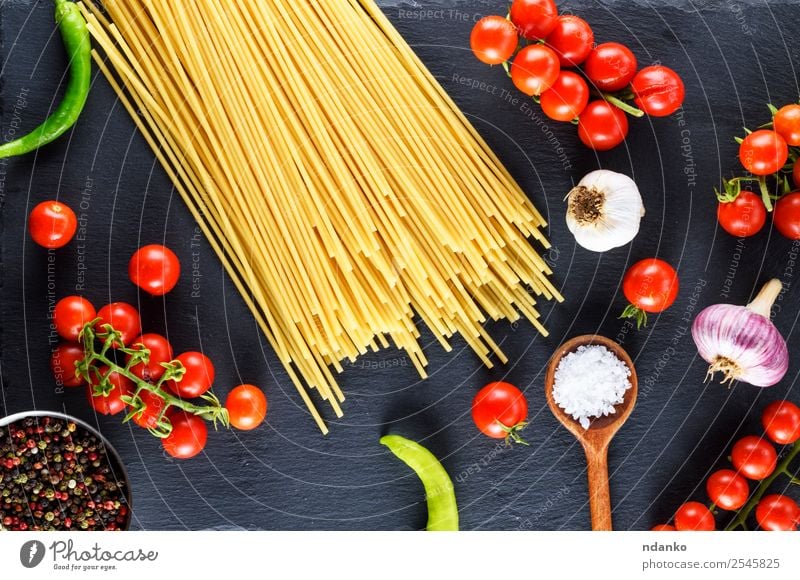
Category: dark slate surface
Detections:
[{"x1": 1, "y1": 0, "x2": 799, "y2": 531}]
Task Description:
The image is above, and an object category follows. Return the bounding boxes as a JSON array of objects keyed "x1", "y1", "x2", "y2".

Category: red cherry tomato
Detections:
[
  {"x1": 761, "y1": 400, "x2": 800, "y2": 445},
  {"x1": 739, "y1": 130, "x2": 789, "y2": 176},
  {"x1": 95, "y1": 302, "x2": 141, "y2": 347},
  {"x1": 126, "y1": 333, "x2": 174, "y2": 381},
  {"x1": 731, "y1": 436, "x2": 777, "y2": 480},
  {"x1": 168, "y1": 352, "x2": 215, "y2": 398},
  {"x1": 578, "y1": 100, "x2": 629, "y2": 151},
  {"x1": 54, "y1": 296, "x2": 96, "y2": 341},
  {"x1": 674, "y1": 501, "x2": 715, "y2": 531},
  {"x1": 622, "y1": 258, "x2": 679, "y2": 314},
  {"x1": 706, "y1": 469, "x2": 749, "y2": 511},
  {"x1": 793, "y1": 160, "x2": 800, "y2": 189},
  {"x1": 129, "y1": 244, "x2": 181, "y2": 296},
  {"x1": 651, "y1": 524, "x2": 676, "y2": 531},
  {"x1": 540, "y1": 71, "x2": 589, "y2": 122},
  {"x1": 471, "y1": 381, "x2": 528, "y2": 442},
  {"x1": 756, "y1": 494, "x2": 800, "y2": 531},
  {"x1": 162, "y1": 411, "x2": 208, "y2": 459},
  {"x1": 630, "y1": 65, "x2": 685, "y2": 117},
  {"x1": 470, "y1": 16, "x2": 518, "y2": 65},
  {"x1": 716, "y1": 191, "x2": 767, "y2": 237},
  {"x1": 510, "y1": 44, "x2": 560, "y2": 97},
  {"x1": 51, "y1": 342, "x2": 85, "y2": 387},
  {"x1": 28, "y1": 200, "x2": 77, "y2": 249},
  {"x1": 545, "y1": 15, "x2": 593, "y2": 66},
  {"x1": 225, "y1": 384, "x2": 268, "y2": 430},
  {"x1": 87, "y1": 368, "x2": 133, "y2": 416},
  {"x1": 774, "y1": 192, "x2": 800, "y2": 240},
  {"x1": 773, "y1": 104, "x2": 800, "y2": 146},
  {"x1": 510, "y1": 0, "x2": 558, "y2": 40},
  {"x1": 129, "y1": 390, "x2": 169, "y2": 429},
  {"x1": 583, "y1": 43, "x2": 638, "y2": 92}
]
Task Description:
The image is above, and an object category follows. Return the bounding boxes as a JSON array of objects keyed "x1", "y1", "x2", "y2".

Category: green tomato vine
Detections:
[{"x1": 76, "y1": 321, "x2": 229, "y2": 438}]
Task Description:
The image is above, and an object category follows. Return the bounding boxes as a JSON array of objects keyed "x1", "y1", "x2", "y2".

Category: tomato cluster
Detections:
[
  {"x1": 470, "y1": 0, "x2": 685, "y2": 151},
  {"x1": 653, "y1": 400, "x2": 800, "y2": 531},
  {"x1": 48, "y1": 244, "x2": 268, "y2": 460},
  {"x1": 717, "y1": 103, "x2": 800, "y2": 238}
]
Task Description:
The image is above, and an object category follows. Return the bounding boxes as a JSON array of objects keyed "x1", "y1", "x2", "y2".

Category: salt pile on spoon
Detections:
[{"x1": 552, "y1": 344, "x2": 632, "y2": 429}]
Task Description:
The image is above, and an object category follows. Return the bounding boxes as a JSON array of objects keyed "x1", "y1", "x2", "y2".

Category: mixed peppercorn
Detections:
[{"x1": 0, "y1": 416, "x2": 129, "y2": 531}]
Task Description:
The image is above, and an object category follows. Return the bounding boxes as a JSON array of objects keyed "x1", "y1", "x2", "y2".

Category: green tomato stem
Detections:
[
  {"x1": 619, "y1": 304, "x2": 648, "y2": 329},
  {"x1": 497, "y1": 420, "x2": 530, "y2": 446},
  {"x1": 79, "y1": 322, "x2": 229, "y2": 431},
  {"x1": 602, "y1": 93, "x2": 645, "y2": 118},
  {"x1": 758, "y1": 175, "x2": 774, "y2": 212}
]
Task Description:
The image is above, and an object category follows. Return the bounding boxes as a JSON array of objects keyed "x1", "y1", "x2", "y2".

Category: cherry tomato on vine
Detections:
[
  {"x1": 630, "y1": 66, "x2": 685, "y2": 117},
  {"x1": 510, "y1": 44, "x2": 560, "y2": 97},
  {"x1": 95, "y1": 302, "x2": 141, "y2": 347},
  {"x1": 129, "y1": 244, "x2": 181, "y2": 296},
  {"x1": 28, "y1": 200, "x2": 77, "y2": 249},
  {"x1": 129, "y1": 390, "x2": 169, "y2": 429},
  {"x1": 87, "y1": 368, "x2": 133, "y2": 416},
  {"x1": 168, "y1": 352, "x2": 215, "y2": 398},
  {"x1": 773, "y1": 192, "x2": 800, "y2": 240},
  {"x1": 731, "y1": 436, "x2": 777, "y2": 481},
  {"x1": 54, "y1": 296, "x2": 96, "y2": 341},
  {"x1": 761, "y1": 400, "x2": 800, "y2": 445},
  {"x1": 793, "y1": 160, "x2": 800, "y2": 189},
  {"x1": 577, "y1": 100, "x2": 629, "y2": 151},
  {"x1": 674, "y1": 501, "x2": 715, "y2": 531},
  {"x1": 51, "y1": 342, "x2": 85, "y2": 387},
  {"x1": 651, "y1": 524, "x2": 676, "y2": 531},
  {"x1": 716, "y1": 191, "x2": 767, "y2": 237},
  {"x1": 470, "y1": 16, "x2": 518, "y2": 65},
  {"x1": 226, "y1": 384, "x2": 268, "y2": 430},
  {"x1": 706, "y1": 469, "x2": 749, "y2": 511},
  {"x1": 739, "y1": 130, "x2": 788, "y2": 176},
  {"x1": 126, "y1": 333, "x2": 174, "y2": 382},
  {"x1": 756, "y1": 494, "x2": 800, "y2": 531},
  {"x1": 162, "y1": 410, "x2": 207, "y2": 459},
  {"x1": 773, "y1": 103, "x2": 800, "y2": 146},
  {"x1": 622, "y1": 258, "x2": 679, "y2": 314},
  {"x1": 471, "y1": 381, "x2": 528, "y2": 444},
  {"x1": 510, "y1": 0, "x2": 558, "y2": 40},
  {"x1": 544, "y1": 14, "x2": 593, "y2": 66},
  {"x1": 540, "y1": 71, "x2": 589, "y2": 122},
  {"x1": 583, "y1": 43, "x2": 638, "y2": 93}
]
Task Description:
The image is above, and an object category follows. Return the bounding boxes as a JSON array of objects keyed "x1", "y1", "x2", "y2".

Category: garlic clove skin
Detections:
[
  {"x1": 691, "y1": 304, "x2": 789, "y2": 387},
  {"x1": 565, "y1": 170, "x2": 645, "y2": 253}
]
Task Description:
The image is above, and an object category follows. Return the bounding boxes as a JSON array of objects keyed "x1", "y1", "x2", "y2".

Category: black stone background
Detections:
[{"x1": 1, "y1": 0, "x2": 800, "y2": 530}]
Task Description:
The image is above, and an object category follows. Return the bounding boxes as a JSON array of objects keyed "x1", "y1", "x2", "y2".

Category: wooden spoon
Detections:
[{"x1": 544, "y1": 334, "x2": 638, "y2": 531}]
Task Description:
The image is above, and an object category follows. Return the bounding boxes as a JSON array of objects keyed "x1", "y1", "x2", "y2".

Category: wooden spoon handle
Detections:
[{"x1": 584, "y1": 445, "x2": 613, "y2": 531}]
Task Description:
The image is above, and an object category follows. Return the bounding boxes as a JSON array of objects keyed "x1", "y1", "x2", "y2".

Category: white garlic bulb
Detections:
[{"x1": 565, "y1": 170, "x2": 645, "y2": 252}]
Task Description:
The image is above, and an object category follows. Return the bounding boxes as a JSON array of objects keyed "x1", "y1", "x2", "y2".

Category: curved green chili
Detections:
[
  {"x1": 0, "y1": 0, "x2": 91, "y2": 159},
  {"x1": 380, "y1": 434, "x2": 459, "y2": 531}
]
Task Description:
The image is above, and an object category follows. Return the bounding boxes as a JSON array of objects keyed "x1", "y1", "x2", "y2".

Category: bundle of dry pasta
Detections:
[{"x1": 80, "y1": 0, "x2": 563, "y2": 433}]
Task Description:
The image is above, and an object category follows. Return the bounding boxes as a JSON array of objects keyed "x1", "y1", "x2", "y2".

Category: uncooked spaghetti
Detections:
[{"x1": 79, "y1": 0, "x2": 563, "y2": 433}]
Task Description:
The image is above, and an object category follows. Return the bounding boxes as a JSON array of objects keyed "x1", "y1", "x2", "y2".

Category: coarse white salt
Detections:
[{"x1": 552, "y1": 344, "x2": 631, "y2": 429}]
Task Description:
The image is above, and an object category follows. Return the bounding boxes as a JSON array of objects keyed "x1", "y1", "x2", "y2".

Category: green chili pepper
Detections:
[
  {"x1": 380, "y1": 434, "x2": 459, "y2": 531},
  {"x1": 0, "y1": 0, "x2": 90, "y2": 159}
]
